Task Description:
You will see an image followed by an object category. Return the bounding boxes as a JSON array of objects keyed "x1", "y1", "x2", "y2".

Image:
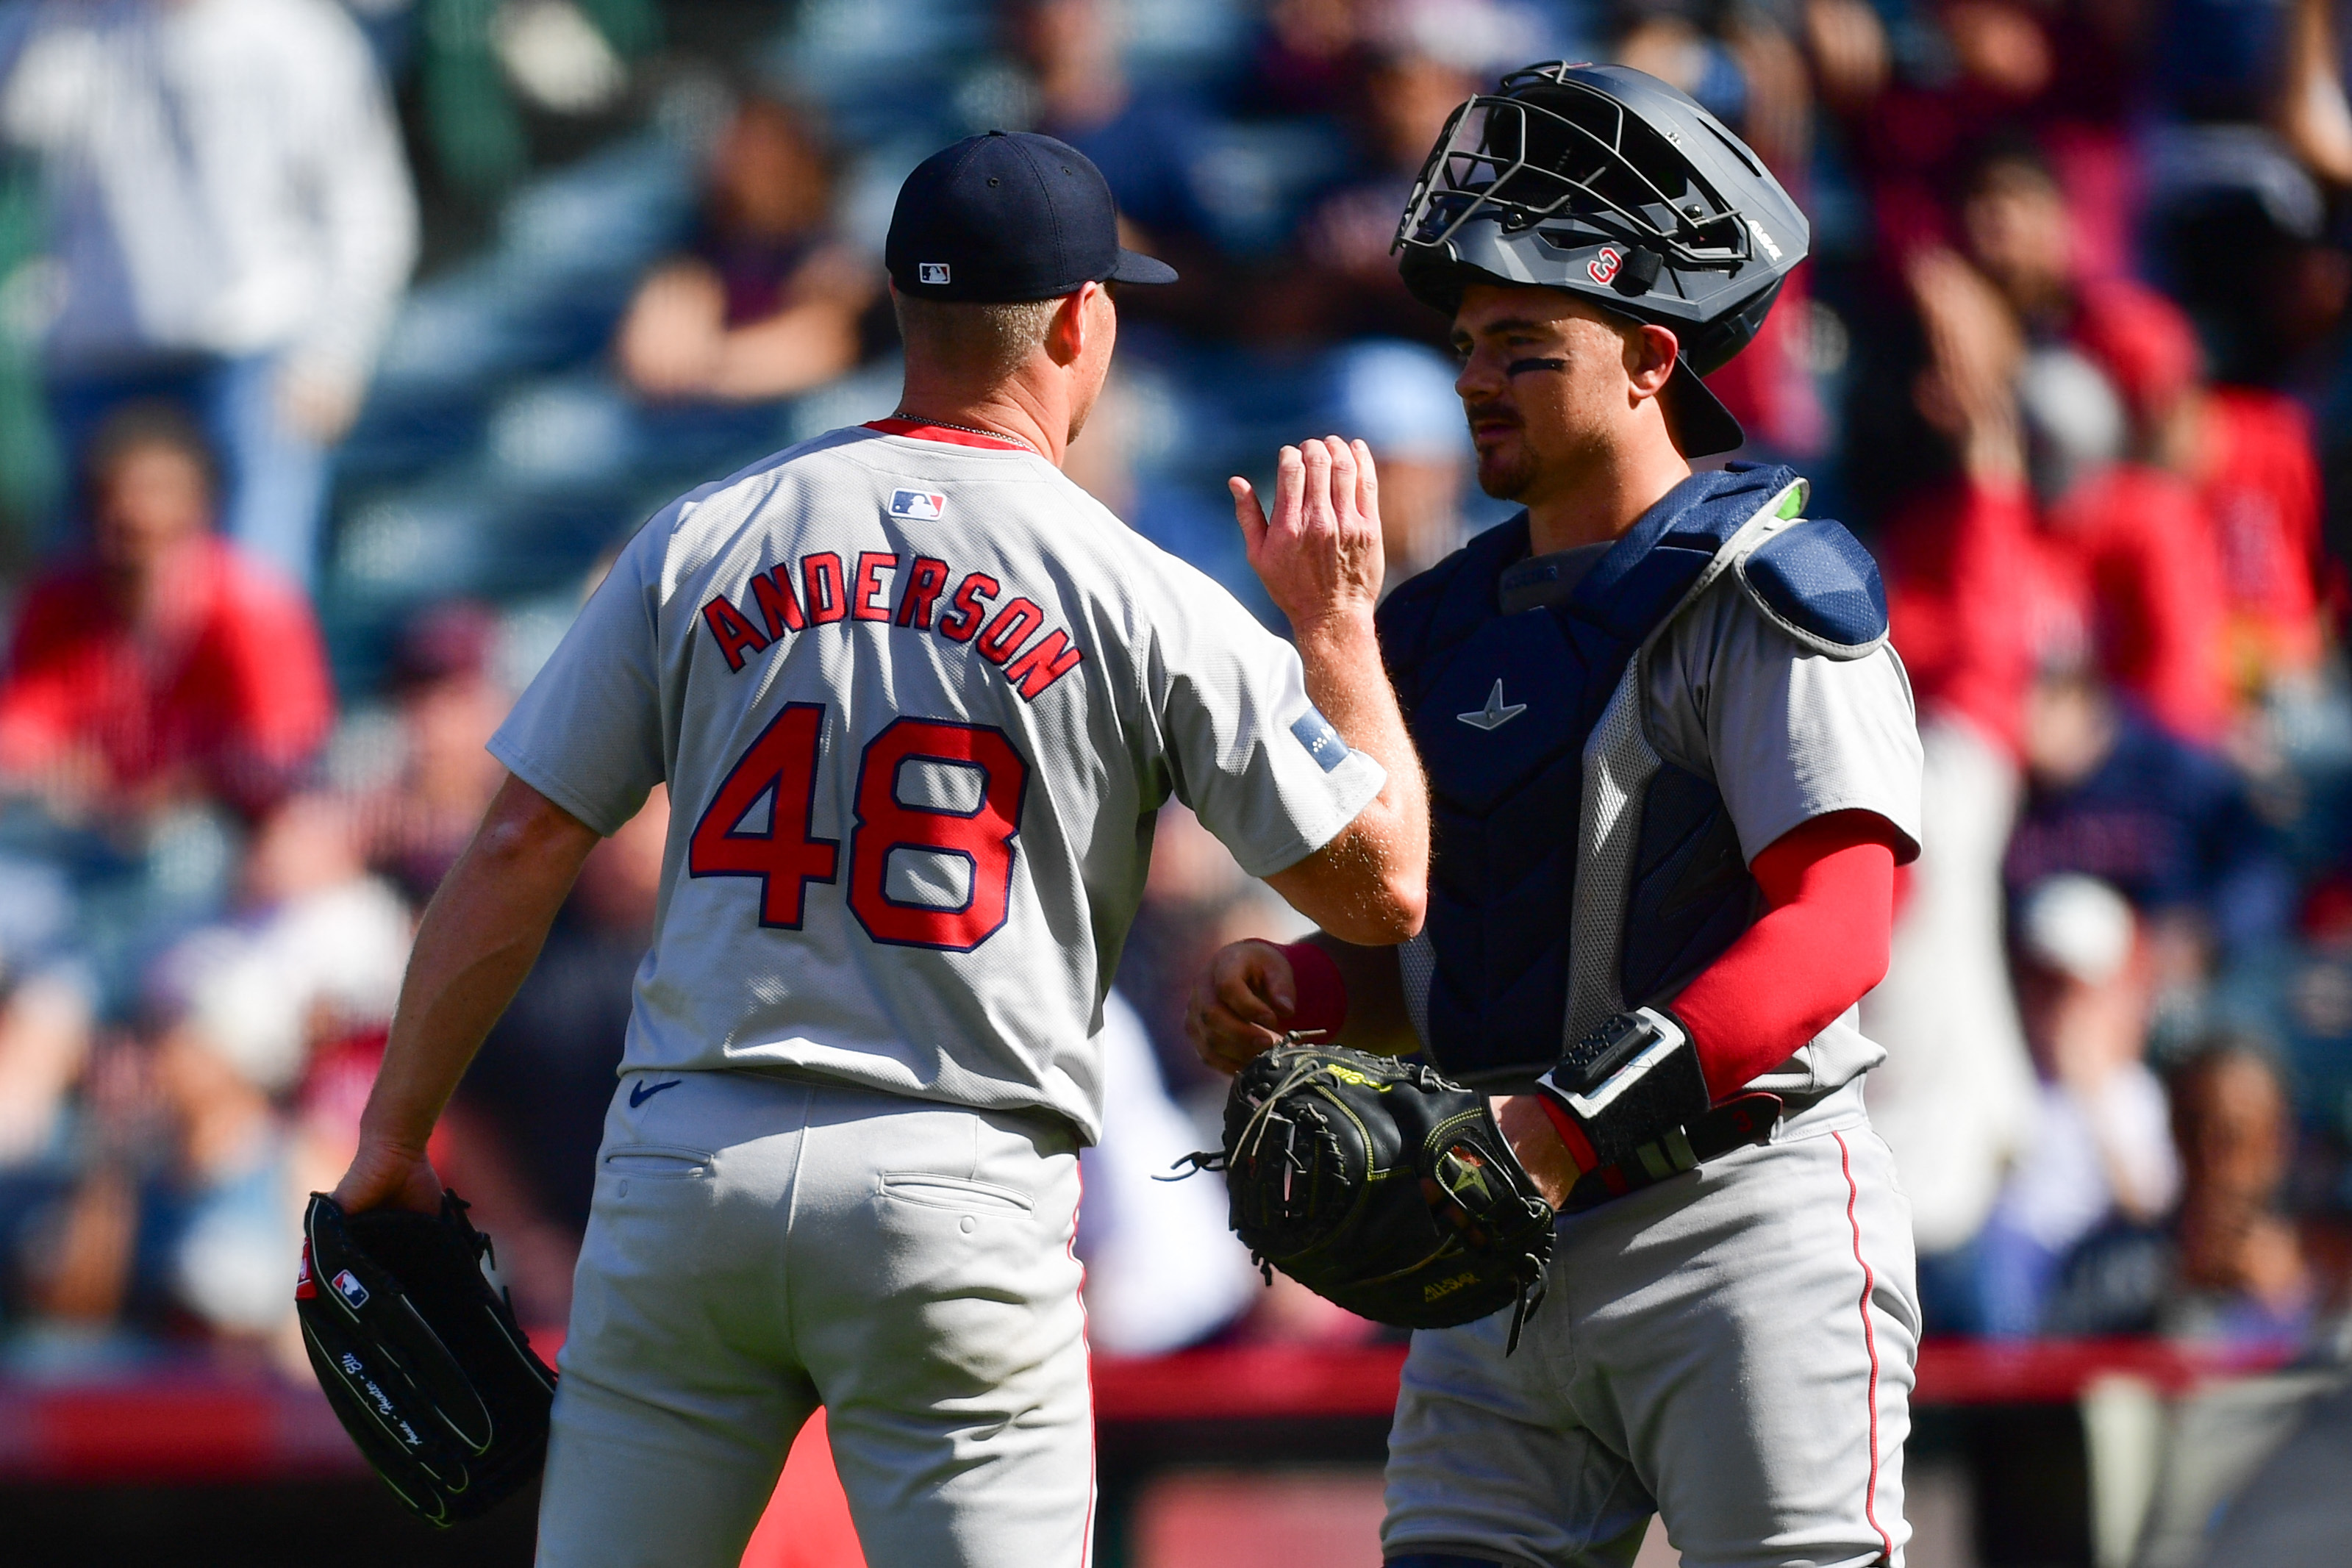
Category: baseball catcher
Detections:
[
  {"x1": 1190, "y1": 61, "x2": 1926, "y2": 1567},
  {"x1": 296, "y1": 1190, "x2": 557, "y2": 1527}
]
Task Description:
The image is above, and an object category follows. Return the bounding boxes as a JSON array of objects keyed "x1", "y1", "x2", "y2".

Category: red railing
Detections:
[{"x1": 0, "y1": 1337, "x2": 2293, "y2": 1483}]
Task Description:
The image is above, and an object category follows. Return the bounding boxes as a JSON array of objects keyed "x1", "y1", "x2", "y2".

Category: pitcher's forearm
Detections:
[
  {"x1": 357, "y1": 776, "x2": 601, "y2": 1153},
  {"x1": 1293, "y1": 616, "x2": 1429, "y2": 919}
]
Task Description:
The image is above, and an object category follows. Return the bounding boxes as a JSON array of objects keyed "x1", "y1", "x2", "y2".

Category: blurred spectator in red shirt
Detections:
[
  {"x1": 1869, "y1": 246, "x2": 2041, "y2": 1274},
  {"x1": 1942, "y1": 148, "x2": 2236, "y2": 740},
  {"x1": 2038, "y1": 456, "x2": 2231, "y2": 745},
  {"x1": 1881, "y1": 246, "x2": 2040, "y2": 756},
  {"x1": 0, "y1": 404, "x2": 332, "y2": 823},
  {"x1": 2070, "y1": 271, "x2": 2328, "y2": 699}
]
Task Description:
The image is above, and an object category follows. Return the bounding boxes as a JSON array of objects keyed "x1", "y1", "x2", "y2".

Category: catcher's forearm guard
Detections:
[
  {"x1": 1535, "y1": 1007, "x2": 1712, "y2": 1170},
  {"x1": 1189, "y1": 1043, "x2": 1556, "y2": 1350},
  {"x1": 296, "y1": 1191, "x2": 557, "y2": 1528},
  {"x1": 1535, "y1": 1008, "x2": 1781, "y2": 1211}
]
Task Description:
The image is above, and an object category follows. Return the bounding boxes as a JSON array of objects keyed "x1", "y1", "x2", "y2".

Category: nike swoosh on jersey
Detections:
[
  {"x1": 629, "y1": 1078, "x2": 684, "y2": 1109},
  {"x1": 1457, "y1": 679, "x2": 1528, "y2": 731}
]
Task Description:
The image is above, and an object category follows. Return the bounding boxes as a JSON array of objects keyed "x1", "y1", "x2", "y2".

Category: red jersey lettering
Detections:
[
  {"x1": 940, "y1": 572, "x2": 998, "y2": 642},
  {"x1": 896, "y1": 556, "x2": 951, "y2": 630},
  {"x1": 803, "y1": 553, "x2": 847, "y2": 625},
  {"x1": 751, "y1": 566, "x2": 806, "y2": 637},
  {"x1": 701, "y1": 594, "x2": 770, "y2": 671},
  {"x1": 853, "y1": 552, "x2": 897, "y2": 622},
  {"x1": 977, "y1": 598, "x2": 1045, "y2": 665},
  {"x1": 1002, "y1": 628, "x2": 1085, "y2": 700}
]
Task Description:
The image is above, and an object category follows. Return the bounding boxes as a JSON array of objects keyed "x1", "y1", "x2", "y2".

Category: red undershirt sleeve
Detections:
[{"x1": 1670, "y1": 809, "x2": 1901, "y2": 1101}]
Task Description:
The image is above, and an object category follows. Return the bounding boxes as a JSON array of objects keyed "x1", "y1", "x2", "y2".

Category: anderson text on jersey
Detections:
[{"x1": 698, "y1": 547, "x2": 1086, "y2": 701}]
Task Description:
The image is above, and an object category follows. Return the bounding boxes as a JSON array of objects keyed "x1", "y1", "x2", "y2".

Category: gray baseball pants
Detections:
[
  {"x1": 535, "y1": 1070, "x2": 1093, "y2": 1568},
  {"x1": 1383, "y1": 1087, "x2": 1920, "y2": 1568}
]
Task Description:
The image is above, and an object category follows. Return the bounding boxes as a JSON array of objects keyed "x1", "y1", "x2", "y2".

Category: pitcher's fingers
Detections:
[
  {"x1": 1298, "y1": 435, "x2": 1336, "y2": 534},
  {"x1": 1351, "y1": 439, "x2": 1379, "y2": 520},
  {"x1": 1229, "y1": 476, "x2": 1269, "y2": 551},
  {"x1": 1325, "y1": 434, "x2": 1356, "y2": 495},
  {"x1": 1272, "y1": 444, "x2": 1307, "y2": 532},
  {"x1": 1325, "y1": 437, "x2": 1367, "y2": 531}
]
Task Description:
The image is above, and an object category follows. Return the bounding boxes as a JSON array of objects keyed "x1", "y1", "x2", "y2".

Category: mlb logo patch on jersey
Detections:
[
  {"x1": 332, "y1": 1268, "x2": 370, "y2": 1310},
  {"x1": 890, "y1": 489, "x2": 948, "y2": 520},
  {"x1": 1290, "y1": 708, "x2": 1347, "y2": 773}
]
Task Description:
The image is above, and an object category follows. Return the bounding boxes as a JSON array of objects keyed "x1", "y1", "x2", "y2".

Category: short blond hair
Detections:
[{"x1": 893, "y1": 293, "x2": 1062, "y2": 383}]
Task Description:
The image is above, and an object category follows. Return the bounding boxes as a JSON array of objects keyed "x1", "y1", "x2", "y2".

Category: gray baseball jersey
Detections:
[
  {"x1": 491, "y1": 420, "x2": 1384, "y2": 1142},
  {"x1": 1635, "y1": 566, "x2": 1922, "y2": 1099}
]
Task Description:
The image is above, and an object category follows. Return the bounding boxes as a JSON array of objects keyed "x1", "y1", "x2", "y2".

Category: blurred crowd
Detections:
[{"x1": 1, "y1": 0, "x2": 2352, "y2": 1376}]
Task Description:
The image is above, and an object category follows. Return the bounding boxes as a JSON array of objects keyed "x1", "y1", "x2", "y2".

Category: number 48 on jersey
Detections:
[{"x1": 689, "y1": 707, "x2": 1029, "y2": 952}]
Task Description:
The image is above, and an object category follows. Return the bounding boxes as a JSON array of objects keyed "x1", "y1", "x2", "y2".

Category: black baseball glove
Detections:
[
  {"x1": 297, "y1": 1190, "x2": 557, "y2": 1527},
  {"x1": 1193, "y1": 1043, "x2": 1555, "y2": 1348}
]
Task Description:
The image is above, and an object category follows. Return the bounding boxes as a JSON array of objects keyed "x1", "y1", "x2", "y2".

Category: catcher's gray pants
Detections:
[
  {"x1": 536, "y1": 1070, "x2": 1093, "y2": 1568},
  {"x1": 1382, "y1": 1085, "x2": 1920, "y2": 1568}
]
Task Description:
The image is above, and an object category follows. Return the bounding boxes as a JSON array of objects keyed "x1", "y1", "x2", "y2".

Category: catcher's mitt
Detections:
[
  {"x1": 1193, "y1": 1043, "x2": 1555, "y2": 1348},
  {"x1": 297, "y1": 1190, "x2": 557, "y2": 1527}
]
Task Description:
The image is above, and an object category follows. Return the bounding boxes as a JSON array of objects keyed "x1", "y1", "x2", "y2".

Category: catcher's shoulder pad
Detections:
[
  {"x1": 1732, "y1": 518, "x2": 1887, "y2": 658},
  {"x1": 298, "y1": 1191, "x2": 556, "y2": 1528},
  {"x1": 1218, "y1": 1045, "x2": 1554, "y2": 1342}
]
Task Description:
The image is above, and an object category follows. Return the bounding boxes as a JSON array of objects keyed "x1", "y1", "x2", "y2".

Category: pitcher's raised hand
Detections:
[{"x1": 1232, "y1": 436, "x2": 1385, "y2": 636}]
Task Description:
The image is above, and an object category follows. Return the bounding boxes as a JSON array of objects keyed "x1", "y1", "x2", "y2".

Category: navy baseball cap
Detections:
[{"x1": 886, "y1": 130, "x2": 1178, "y2": 303}]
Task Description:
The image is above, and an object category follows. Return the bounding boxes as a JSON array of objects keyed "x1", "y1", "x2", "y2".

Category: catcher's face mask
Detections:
[{"x1": 1394, "y1": 62, "x2": 1809, "y2": 457}]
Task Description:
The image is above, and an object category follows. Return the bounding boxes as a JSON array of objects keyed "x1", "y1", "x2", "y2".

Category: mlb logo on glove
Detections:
[{"x1": 332, "y1": 1269, "x2": 371, "y2": 1310}]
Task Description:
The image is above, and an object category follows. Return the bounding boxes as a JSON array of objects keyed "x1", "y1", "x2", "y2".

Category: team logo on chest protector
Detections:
[{"x1": 1456, "y1": 679, "x2": 1528, "y2": 731}]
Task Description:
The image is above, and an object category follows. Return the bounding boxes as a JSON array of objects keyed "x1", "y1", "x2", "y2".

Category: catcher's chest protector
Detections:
[{"x1": 1376, "y1": 464, "x2": 1887, "y2": 1084}]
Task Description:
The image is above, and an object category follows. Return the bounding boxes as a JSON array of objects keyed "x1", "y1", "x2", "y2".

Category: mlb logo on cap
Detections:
[
  {"x1": 886, "y1": 130, "x2": 1176, "y2": 302},
  {"x1": 890, "y1": 490, "x2": 948, "y2": 520},
  {"x1": 332, "y1": 1269, "x2": 370, "y2": 1310}
]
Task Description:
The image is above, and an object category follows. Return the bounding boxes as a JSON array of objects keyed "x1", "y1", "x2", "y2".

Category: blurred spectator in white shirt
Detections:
[
  {"x1": 1974, "y1": 874, "x2": 2181, "y2": 1334},
  {"x1": 1076, "y1": 989, "x2": 1254, "y2": 1356},
  {"x1": 0, "y1": 0, "x2": 418, "y2": 588}
]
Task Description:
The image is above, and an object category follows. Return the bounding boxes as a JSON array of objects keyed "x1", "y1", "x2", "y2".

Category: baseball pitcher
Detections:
[{"x1": 329, "y1": 131, "x2": 1428, "y2": 1567}]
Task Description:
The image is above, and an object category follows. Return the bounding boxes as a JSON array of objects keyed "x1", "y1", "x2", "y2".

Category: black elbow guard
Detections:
[{"x1": 1534, "y1": 1007, "x2": 1712, "y2": 1170}]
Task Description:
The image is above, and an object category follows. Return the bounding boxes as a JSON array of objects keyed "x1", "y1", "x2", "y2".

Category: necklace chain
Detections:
[{"x1": 889, "y1": 411, "x2": 1041, "y2": 457}]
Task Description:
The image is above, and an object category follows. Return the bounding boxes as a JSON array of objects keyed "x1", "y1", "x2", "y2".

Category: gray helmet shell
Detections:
[{"x1": 1395, "y1": 62, "x2": 1809, "y2": 382}]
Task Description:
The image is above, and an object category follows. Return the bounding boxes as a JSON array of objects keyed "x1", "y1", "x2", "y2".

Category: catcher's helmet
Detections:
[{"x1": 1394, "y1": 62, "x2": 1809, "y2": 457}]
